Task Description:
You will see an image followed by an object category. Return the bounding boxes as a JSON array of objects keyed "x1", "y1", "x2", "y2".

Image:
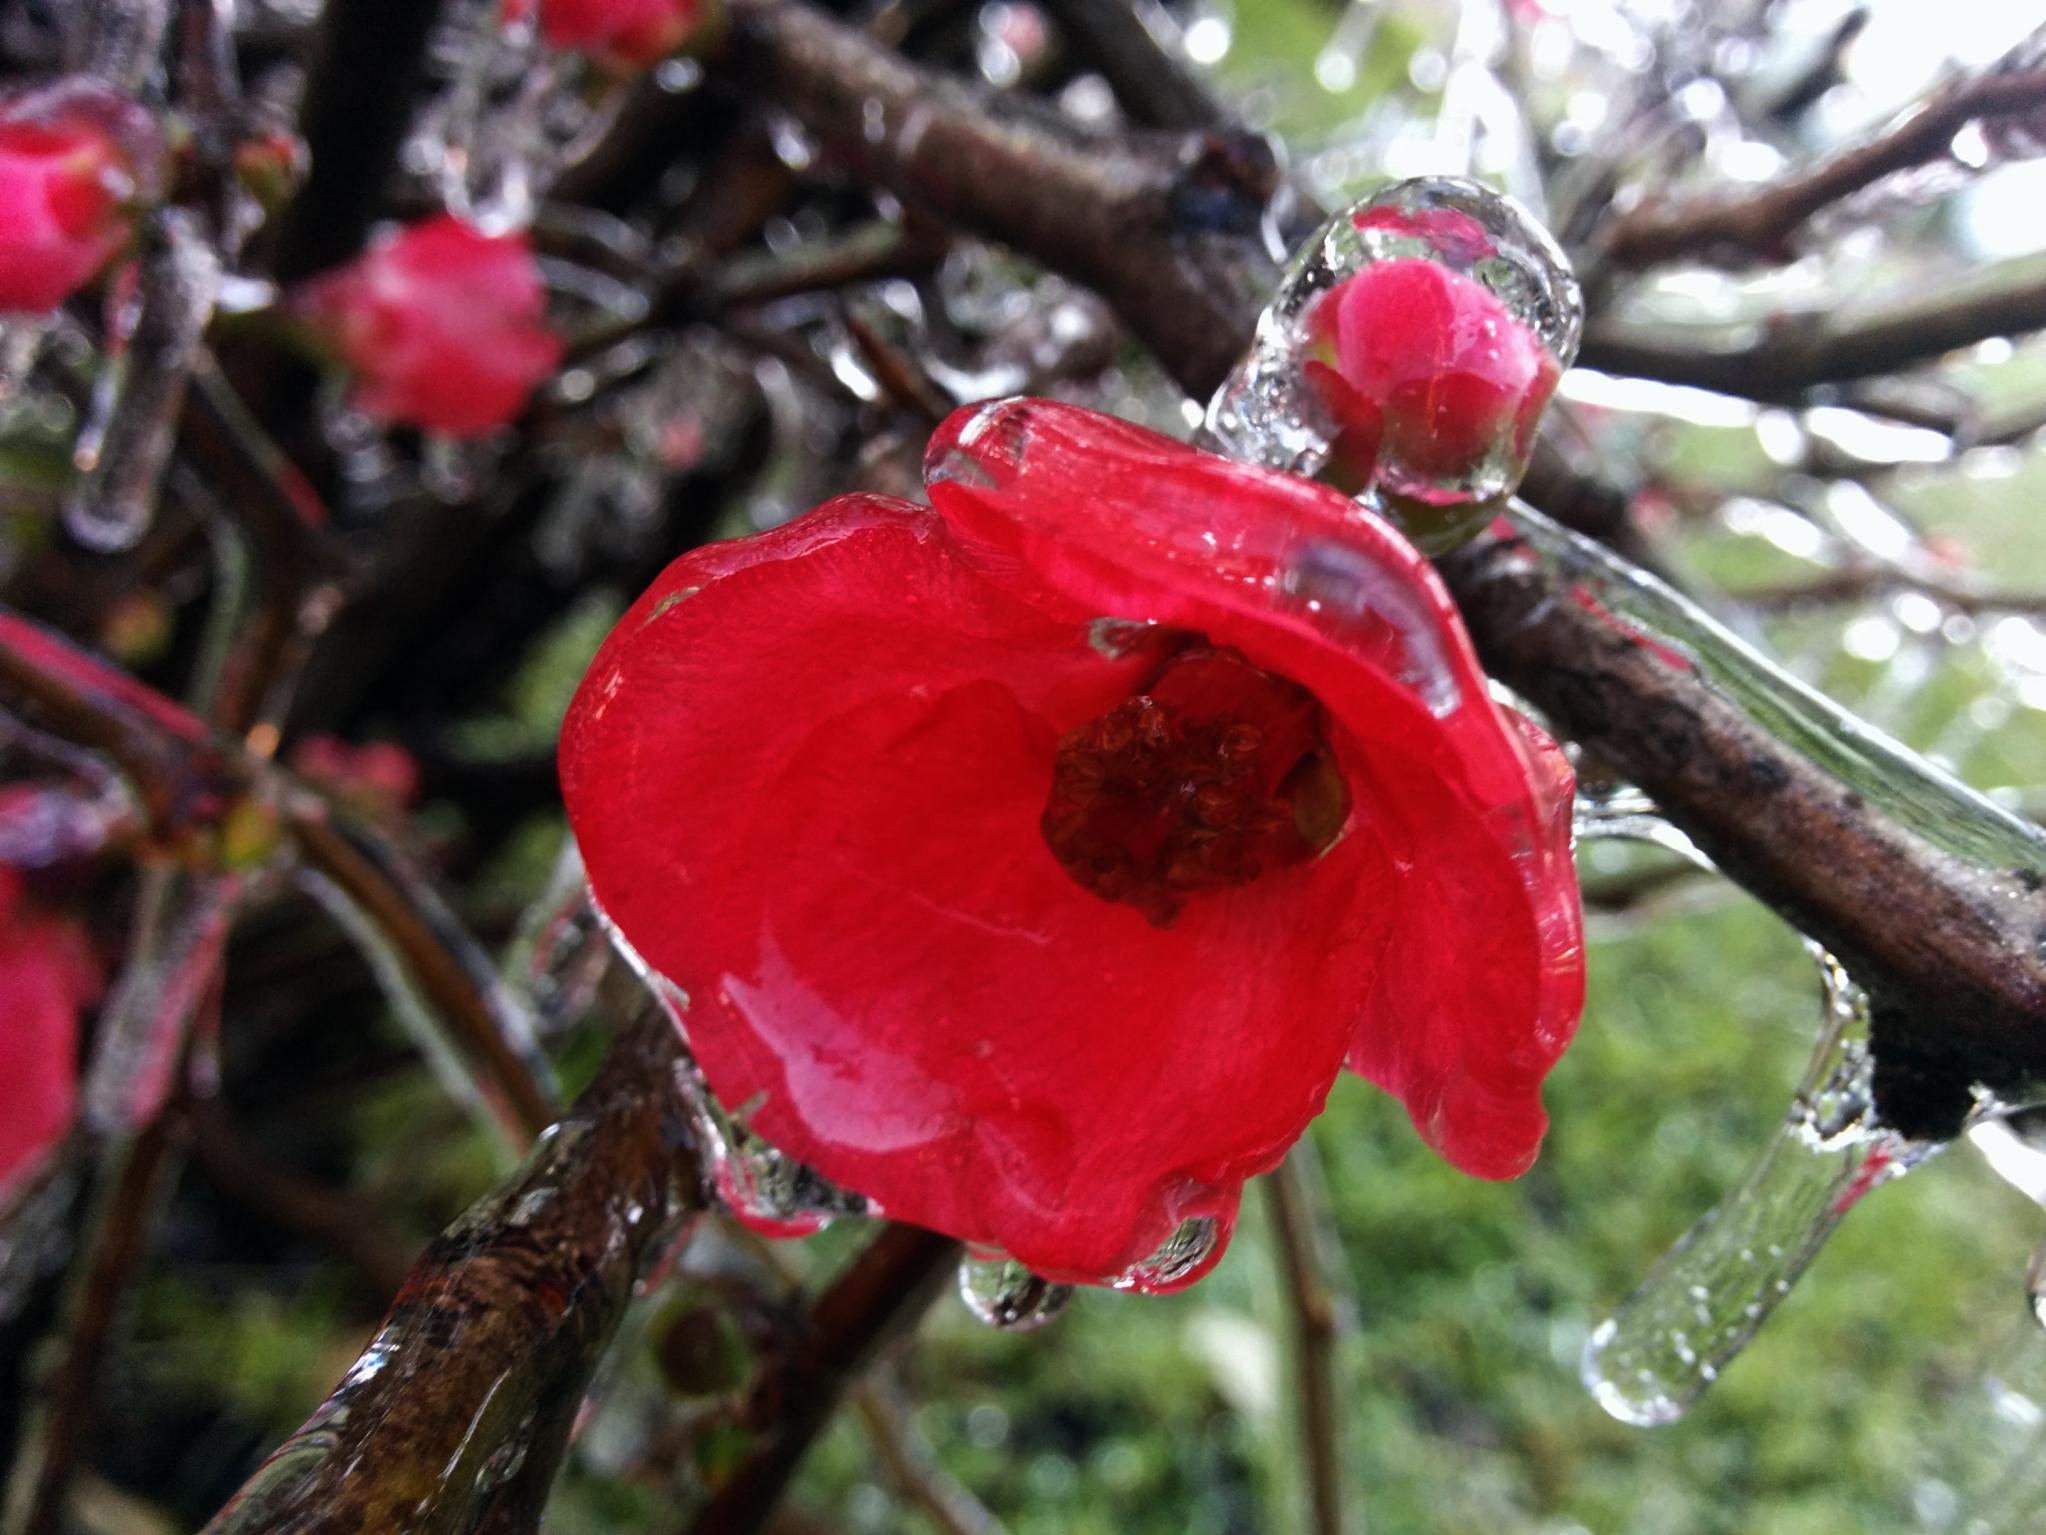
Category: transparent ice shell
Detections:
[{"x1": 1204, "y1": 176, "x2": 1583, "y2": 549}]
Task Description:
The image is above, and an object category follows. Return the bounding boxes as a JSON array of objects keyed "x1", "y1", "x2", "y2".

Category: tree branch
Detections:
[
  {"x1": 198, "y1": 1004, "x2": 702, "y2": 1535},
  {"x1": 1593, "y1": 67, "x2": 2046, "y2": 272},
  {"x1": 1578, "y1": 262, "x2": 2046, "y2": 398}
]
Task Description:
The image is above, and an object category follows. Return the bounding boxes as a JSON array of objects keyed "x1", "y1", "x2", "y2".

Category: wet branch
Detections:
[
  {"x1": 198, "y1": 1004, "x2": 703, "y2": 1535},
  {"x1": 1578, "y1": 262, "x2": 2046, "y2": 399},
  {"x1": 1594, "y1": 67, "x2": 2046, "y2": 272}
]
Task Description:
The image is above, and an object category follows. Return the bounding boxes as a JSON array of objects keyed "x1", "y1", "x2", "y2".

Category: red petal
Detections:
[
  {"x1": 0, "y1": 892, "x2": 96, "y2": 1205},
  {"x1": 925, "y1": 398, "x2": 1583, "y2": 1180},
  {"x1": 563, "y1": 493, "x2": 1394, "y2": 1282}
]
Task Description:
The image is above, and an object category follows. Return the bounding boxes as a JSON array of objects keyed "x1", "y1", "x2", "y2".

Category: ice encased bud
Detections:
[{"x1": 1204, "y1": 176, "x2": 1582, "y2": 551}]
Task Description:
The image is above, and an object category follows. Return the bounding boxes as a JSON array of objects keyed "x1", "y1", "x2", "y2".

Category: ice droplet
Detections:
[
  {"x1": 1109, "y1": 1216, "x2": 1226, "y2": 1294},
  {"x1": 1965, "y1": 1098, "x2": 2046, "y2": 1334},
  {"x1": 959, "y1": 1252, "x2": 1074, "y2": 1330},
  {"x1": 1582, "y1": 949, "x2": 1939, "y2": 1426},
  {"x1": 597, "y1": 903, "x2": 873, "y2": 1236},
  {"x1": 1203, "y1": 176, "x2": 1582, "y2": 548}
]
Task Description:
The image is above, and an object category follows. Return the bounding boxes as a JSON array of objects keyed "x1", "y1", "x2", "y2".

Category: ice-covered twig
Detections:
[
  {"x1": 1578, "y1": 262, "x2": 2046, "y2": 400},
  {"x1": 197, "y1": 1004, "x2": 704, "y2": 1535},
  {"x1": 1593, "y1": 65, "x2": 2046, "y2": 273}
]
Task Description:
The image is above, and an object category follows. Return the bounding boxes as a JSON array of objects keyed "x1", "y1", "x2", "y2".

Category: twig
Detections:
[
  {"x1": 686, "y1": 1223, "x2": 963, "y2": 1535},
  {"x1": 2, "y1": 1109, "x2": 185, "y2": 1535},
  {"x1": 1263, "y1": 1156, "x2": 1344, "y2": 1535},
  {"x1": 0, "y1": 610, "x2": 558, "y2": 1141},
  {"x1": 288, "y1": 813, "x2": 559, "y2": 1141},
  {"x1": 717, "y1": 0, "x2": 1283, "y2": 401},
  {"x1": 853, "y1": 1374, "x2": 1006, "y2": 1535},
  {"x1": 1438, "y1": 519, "x2": 2046, "y2": 1131},
  {"x1": 198, "y1": 1004, "x2": 703, "y2": 1535},
  {"x1": 1577, "y1": 261, "x2": 2046, "y2": 398},
  {"x1": 268, "y1": 0, "x2": 449, "y2": 280},
  {"x1": 1594, "y1": 67, "x2": 2046, "y2": 272},
  {"x1": 1034, "y1": 0, "x2": 1226, "y2": 130}
]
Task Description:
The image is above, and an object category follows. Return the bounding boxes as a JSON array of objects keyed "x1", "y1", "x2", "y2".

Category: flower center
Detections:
[{"x1": 1041, "y1": 642, "x2": 1348, "y2": 927}]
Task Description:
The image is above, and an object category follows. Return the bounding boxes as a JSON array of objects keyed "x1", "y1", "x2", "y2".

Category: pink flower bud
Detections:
[
  {"x1": 1305, "y1": 257, "x2": 1560, "y2": 504},
  {"x1": 293, "y1": 214, "x2": 564, "y2": 438},
  {"x1": 0, "y1": 82, "x2": 158, "y2": 315},
  {"x1": 532, "y1": 0, "x2": 716, "y2": 69}
]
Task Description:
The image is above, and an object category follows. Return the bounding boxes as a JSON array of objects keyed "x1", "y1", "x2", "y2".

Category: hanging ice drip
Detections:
[
  {"x1": 1582, "y1": 948, "x2": 1942, "y2": 1427},
  {"x1": 595, "y1": 896, "x2": 874, "y2": 1239},
  {"x1": 1966, "y1": 1099, "x2": 2046, "y2": 1332},
  {"x1": 959, "y1": 1252, "x2": 1073, "y2": 1332},
  {"x1": 1203, "y1": 175, "x2": 1583, "y2": 553}
]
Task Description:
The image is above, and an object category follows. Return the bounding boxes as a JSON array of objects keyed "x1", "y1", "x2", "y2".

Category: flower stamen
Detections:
[{"x1": 1042, "y1": 643, "x2": 1347, "y2": 926}]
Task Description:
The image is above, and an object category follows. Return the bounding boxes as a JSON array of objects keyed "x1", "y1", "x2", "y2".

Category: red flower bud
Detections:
[
  {"x1": 293, "y1": 214, "x2": 564, "y2": 438},
  {"x1": 0, "y1": 82, "x2": 158, "y2": 315},
  {"x1": 0, "y1": 867, "x2": 100, "y2": 1204},
  {"x1": 531, "y1": 0, "x2": 714, "y2": 68},
  {"x1": 289, "y1": 734, "x2": 423, "y2": 822},
  {"x1": 562, "y1": 398, "x2": 1585, "y2": 1288},
  {"x1": 1306, "y1": 257, "x2": 1560, "y2": 502}
]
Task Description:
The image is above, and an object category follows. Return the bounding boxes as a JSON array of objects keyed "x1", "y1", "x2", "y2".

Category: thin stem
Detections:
[
  {"x1": 853, "y1": 1374, "x2": 1006, "y2": 1535},
  {"x1": 685, "y1": 1223, "x2": 964, "y2": 1535},
  {"x1": 1263, "y1": 1155, "x2": 1346, "y2": 1535},
  {"x1": 1594, "y1": 67, "x2": 2046, "y2": 273}
]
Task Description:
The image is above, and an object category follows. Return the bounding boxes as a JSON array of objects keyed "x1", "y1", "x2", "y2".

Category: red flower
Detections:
[
  {"x1": 0, "y1": 868, "x2": 100, "y2": 1205},
  {"x1": 531, "y1": 0, "x2": 711, "y2": 68},
  {"x1": 293, "y1": 214, "x2": 563, "y2": 438},
  {"x1": 289, "y1": 734, "x2": 422, "y2": 823},
  {"x1": 0, "y1": 82, "x2": 157, "y2": 315},
  {"x1": 561, "y1": 399, "x2": 1584, "y2": 1287},
  {"x1": 1305, "y1": 258, "x2": 1560, "y2": 501}
]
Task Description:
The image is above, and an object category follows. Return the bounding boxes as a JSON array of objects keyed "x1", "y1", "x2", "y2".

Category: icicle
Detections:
[
  {"x1": 296, "y1": 866, "x2": 526, "y2": 1164},
  {"x1": 1501, "y1": 504, "x2": 2046, "y2": 876},
  {"x1": 1583, "y1": 949, "x2": 1940, "y2": 1426},
  {"x1": 80, "y1": 866, "x2": 242, "y2": 1134},
  {"x1": 959, "y1": 1252, "x2": 1073, "y2": 1330},
  {"x1": 499, "y1": 837, "x2": 610, "y2": 1035},
  {"x1": 63, "y1": 207, "x2": 222, "y2": 553}
]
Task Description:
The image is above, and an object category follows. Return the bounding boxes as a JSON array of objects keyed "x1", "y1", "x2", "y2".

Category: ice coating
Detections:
[
  {"x1": 1203, "y1": 176, "x2": 1582, "y2": 551},
  {"x1": 601, "y1": 904, "x2": 875, "y2": 1238},
  {"x1": 565, "y1": 410, "x2": 1586, "y2": 1289},
  {"x1": 1582, "y1": 950, "x2": 1939, "y2": 1427}
]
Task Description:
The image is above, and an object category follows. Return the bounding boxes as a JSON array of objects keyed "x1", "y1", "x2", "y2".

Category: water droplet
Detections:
[
  {"x1": 960, "y1": 1252, "x2": 1074, "y2": 1330},
  {"x1": 1109, "y1": 1215, "x2": 1225, "y2": 1293},
  {"x1": 1582, "y1": 948, "x2": 1939, "y2": 1426},
  {"x1": 1203, "y1": 176, "x2": 1582, "y2": 545}
]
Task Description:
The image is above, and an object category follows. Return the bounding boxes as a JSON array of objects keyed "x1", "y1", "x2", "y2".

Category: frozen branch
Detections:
[{"x1": 1593, "y1": 66, "x2": 2046, "y2": 272}]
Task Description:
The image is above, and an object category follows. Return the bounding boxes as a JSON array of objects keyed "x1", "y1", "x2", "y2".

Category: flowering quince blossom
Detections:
[
  {"x1": 0, "y1": 866, "x2": 100, "y2": 1205},
  {"x1": 0, "y1": 81, "x2": 158, "y2": 315},
  {"x1": 1303, "y1": 252, "x2": 1561, "y2": 502},
  {"x1": 561, "y1": 396, "x2": 1586, "y2": 1288},
  {"x1": 292, "y1": 214, "x2": 563, "y2": 438},
  {"x1": 511, "y1": 0, "x2": 714, "y2": 68}
]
